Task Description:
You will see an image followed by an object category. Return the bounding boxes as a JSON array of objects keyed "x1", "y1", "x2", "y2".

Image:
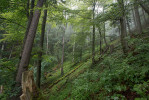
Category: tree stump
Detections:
[{"x1": 20, "y1": 71, "x2": 39, "y2": 100}]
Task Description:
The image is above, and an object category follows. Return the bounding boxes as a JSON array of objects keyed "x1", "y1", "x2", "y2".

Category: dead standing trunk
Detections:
[{"x1": 36, "y1": 0, "x2": 48, "y2": 88}]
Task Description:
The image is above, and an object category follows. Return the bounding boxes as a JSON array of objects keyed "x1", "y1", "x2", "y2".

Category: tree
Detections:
[
  {"x1": 92, "y1": 0, "x2": 96, "y2": 65},
  {"x1": 117, "y1": 0, "x2": 128, "y2": 55},
  {"x1": 36, "y1": 0, "x2": 48, "y2": 88},
  {"x1": 138, "y1": 0, "x2": 149, "y2": 15},
  {"x1": 134, "y1": 0, "x2": 142, "y2": 34},
  {"x1": 15, "y1": 0, "x2": 44, "y2": 98}
]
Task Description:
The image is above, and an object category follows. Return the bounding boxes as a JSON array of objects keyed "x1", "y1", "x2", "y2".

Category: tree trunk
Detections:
[
  {"x1": 92, "y1": 0, "x2": 96, "y2": 65},
  {"x1": 22, "y1": 0, "x2": 35, "y2": 55},
  {"x1": 61, "y1": 26, "x2": 65, "y2": 76},
  {"x1": 132, "y1": 7, "x2": 137, "y2": 28},
  {"x1": 98, "y1": 27, "x2": 102, "y2": 55},
  {"x1": 103, "y1": 7, "x2": 108, "y2": 47},
  {"x1": 142, "y1": 8, "x2": 147, "y2": 24},
  {"x1": 126, "y1": 16, "x2": 132, "y2": 35},
  {"x1": 138, "y1": 0, "x2": 149, "y2": 15},
  {"x1": 72, "y1": 34, "x2": 75, "y2": 63},
  {"x1": 118, "y1": 0, "x2": 128, "y2": 55},
  {"x1": 36, "y1": 0, "x2": 47, "y2": 88},
  {"x1": 134, "y1": 0, "x2": 142, "y2": 34},
  {"x1": 46, "y1": 29, "x2": 49, "y2": 55},
  {"x1": 15, "y1": 0, "x2": 44, "y2": 95},
  {"x1": 9, "y1": 44, "x2": 14, "y2": 59}
]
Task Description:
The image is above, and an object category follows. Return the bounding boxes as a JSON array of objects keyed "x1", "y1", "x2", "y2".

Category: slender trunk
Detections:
[
  {"x1": 27, "y1": 0, "x2": 30, "y2": 19},
  {"x1": 92, "y1": 0, "x2": 95, "y2": 65},
  {"x1": 9, "y1": 45, "x2": 14, "y2": 59},
  {"x1": 118, "y1": 0, "x2": 128, "y2": 55},
  {"x1": 36, "y1": 1, "x2": 47, "y2": 88},
  {"x1": 98, "y1": 27, "x2": 102, "y2": 55},
  {"x1": 80, "y1": 47, "x2": 82, "y2": 61},
  {"x1": 46, "y1": 30, "x2": 49, "y2": 54},
  {"x1": 142, "y1": 8, "x2": 147, "y2": 24},
  {"x1": 103, "y1": 7, "x2": 107, "y2": 47},
  {"x1": 0, "y1": 42, "x2": 5, "y2": 58},
  {"x1": 16, "y1": 0, "x2": 44, "y2": 89},
  {"x1": 72, "y1": 35, "x2": 75, "y2": 63},
  {"x1": 126, "y1": 16, "x2": 131, "y2": 35},
  {"x1": 132, "y1": 6, "x2": 137, "y2": 28},
  {"x1": 61, "y1": 26, "x2": 65, "y2": 76},
  {"x1": 134, "y1": 0, "x2": 142, "y2": 34}
]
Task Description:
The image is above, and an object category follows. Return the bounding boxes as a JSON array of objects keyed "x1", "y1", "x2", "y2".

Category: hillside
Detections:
[{"x1": 40, "y1": 27, "x2": 149, "y2": 100}]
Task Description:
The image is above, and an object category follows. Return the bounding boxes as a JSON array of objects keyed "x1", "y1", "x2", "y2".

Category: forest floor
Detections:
[{"x1": 41, "y1": 27, "x2": 149, "y2": 100}]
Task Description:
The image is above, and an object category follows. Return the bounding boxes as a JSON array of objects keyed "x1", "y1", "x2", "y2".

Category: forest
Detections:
[{"x1": 0, "y1": 0, "x2": 149, "y2": 100}]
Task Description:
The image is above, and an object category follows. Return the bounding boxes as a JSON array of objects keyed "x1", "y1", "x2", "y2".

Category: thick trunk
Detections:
[
  {"x1": 118, "y1": 0, "x2": 128, "y2": 55},
  {"x1": 132, "y1": 7, "x2": 137, "y2": 28},
  {"x1": 134, "y1": 0, "x2": 142, "y2": 34},
  {"x1": 139, "y1": 1, "x2": 149, "y2": 15},
  {"x1": 16, "y1": 0, "x2": 44, "y2": 88},
  {"x1": 120, "y1": 18, "x2": 128, "y2": 55},
  {"x1": 17, "y1": 0, "x2": 35, "y2": 74},
  {"x1": 22, "y1": 0, "x2": 35, "y2": 53},
  {"x1": 125, "y1": 0, "x2": 132, "y2": 35},
  {"x1": 92, "y1": 0, "x2": 95, "y2": 65},
  {"x1": 36, "y1": 2, "x2": 47, "y2": 88}
]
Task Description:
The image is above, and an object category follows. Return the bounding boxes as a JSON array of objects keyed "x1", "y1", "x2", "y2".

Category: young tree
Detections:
[
  {"x1": 36, "y1": 0, "x2": 48, "y2": 88},
  {"x1": 92, "y1": 0, "x2": 96, "y2": 65}
]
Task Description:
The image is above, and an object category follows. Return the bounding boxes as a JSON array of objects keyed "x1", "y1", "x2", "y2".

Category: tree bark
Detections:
[
  {"x1": 132, "y1": 6, "x2": 137, "y2": 28},
  {"x1": 16, "y1": 0, "x2": 44, "y2": 90},
  {"x1": 142, "y1": 8, "x2": 147, "y2": 24},
  {"x1": 138, "y1": 0, "x2": 149, "y2": 15},
  {"x1": 134, "y1": 0, "x2": 142, "y2": 34},
  {"x1": 92, "y1": 0, "x2": 95, "y2": 65},
  {"x1": 103, "y1": 7, "x2": 108, "y2": 47},
  {"x1": 36, "y1": 0, "x2": 48, "y2": 88},
  {"x1": 61, "y1": 26, "x2": 65, "y2": 76},
  {"x1": 118, "y1": 0, "x2": 128, "y2": 55},
  {"x1": 98, "y1": 27, "x2": 102, "y2": 55}
]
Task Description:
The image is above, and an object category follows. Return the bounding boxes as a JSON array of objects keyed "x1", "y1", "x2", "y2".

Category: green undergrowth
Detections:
[{"x1": 42, "y1": 32, "x2": 149, "y2": 100}]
